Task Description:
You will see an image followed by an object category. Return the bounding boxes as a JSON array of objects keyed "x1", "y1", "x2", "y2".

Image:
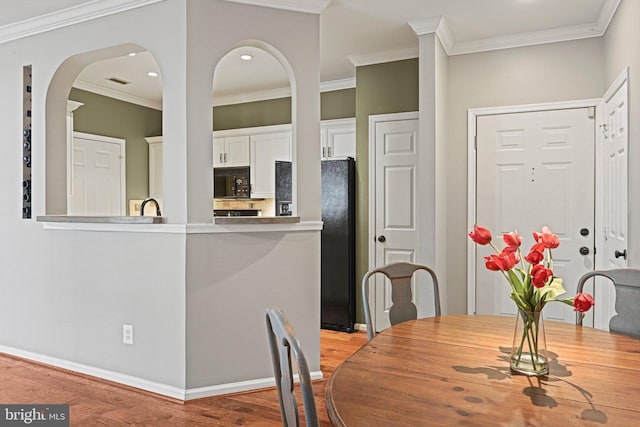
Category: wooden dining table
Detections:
[{"x1": 325, "y1": 315, "x2": 640, "y2": 426}]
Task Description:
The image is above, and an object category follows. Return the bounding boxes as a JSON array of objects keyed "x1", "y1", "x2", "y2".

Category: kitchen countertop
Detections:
[
  {"x1": 37, "y1": 215, "x2": 163, "y2": 224},
  {"x1": 214, "y1": 216, "x2": 300, "y2": 225}
]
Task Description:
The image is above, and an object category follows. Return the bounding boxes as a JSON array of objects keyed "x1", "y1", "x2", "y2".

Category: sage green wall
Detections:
[
  {"x1": 69, "y1": 88, "x2": 163, "y2": 212},
  {"x1": 355, "y1": 58, "x2": 419, "y2": 323},
  {"x1": 321, "y1": 88, "x2": 356, "y2": 120},
  {"x1": 212, "y1": 89, "x2": 355, "y2": 130},
  {"x1": 213, "y1": 97, "x2": 291, "y2": 130}
]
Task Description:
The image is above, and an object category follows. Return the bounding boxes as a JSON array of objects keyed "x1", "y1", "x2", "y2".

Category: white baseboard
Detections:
[
  {"x1": 354, "y1": 323, "x2": 368, "y2": 333},
  {"x1": 184, "y1": 371, "x2": 324, "y2": 400},
  {"x1": 0, "y1": 344, "x2": 186, "y2": 399},
  {"x1": 0, "y1": 344, "x2": 324, "y2": 401}
]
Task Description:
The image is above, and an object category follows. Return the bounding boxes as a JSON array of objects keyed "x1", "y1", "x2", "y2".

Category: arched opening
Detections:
[
  {"x1": 212, "y1": 41, "x2": 296, "y2": 218},
  {"x1": 46, "y1": 43, "x2": 163, "y2": 216}
]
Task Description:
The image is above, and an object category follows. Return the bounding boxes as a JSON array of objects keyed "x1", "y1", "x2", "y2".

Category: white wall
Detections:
[
  {"x1": 0, "y1": 0, "x2": 321, "y2": 399},
  {"x1": 446, "y1": 38, "x2": 605, "y2": 314},
  {"x1": 603, "y1": 0, "x2": 640, "y2": 267}
]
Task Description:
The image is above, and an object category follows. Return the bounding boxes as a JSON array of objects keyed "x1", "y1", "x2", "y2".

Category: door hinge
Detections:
[
  {"x1": 474, "y1": 135, "x2": 477, "y2": 150},
  {"x1": 588, "y1": 106, "x2": 596, "y2": 119}
]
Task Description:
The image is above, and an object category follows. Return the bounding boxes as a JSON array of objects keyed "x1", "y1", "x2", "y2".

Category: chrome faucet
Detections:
[{"x1": 140, "y1": 197, "x2": 162, "y2": 216}]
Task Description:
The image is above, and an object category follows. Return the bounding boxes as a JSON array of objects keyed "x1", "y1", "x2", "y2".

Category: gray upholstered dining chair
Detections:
[
  {"x1": 576, "y1": 268, "x2": 640, "y2": 339},
  {"x1": 362, "y1": 261, "x2": 441, "y2": 341},
  {"x1": 265, "y1": 306, "x2": 319, "y2": 427}
]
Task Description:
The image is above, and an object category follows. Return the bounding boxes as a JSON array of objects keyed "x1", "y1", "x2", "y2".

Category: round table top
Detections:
[{"x1": 325, "y1": 315, "x2": 640, "y2": 426}]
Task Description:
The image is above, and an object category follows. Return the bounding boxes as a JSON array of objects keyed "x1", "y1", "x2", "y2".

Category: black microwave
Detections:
[{"x1": 214, "y1": 166, "x2": 251, "y2": 198}]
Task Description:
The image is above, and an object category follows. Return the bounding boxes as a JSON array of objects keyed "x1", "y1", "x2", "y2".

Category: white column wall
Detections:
[{"x1": 0, "y1": 0, "x2": 322, "y2": 398}]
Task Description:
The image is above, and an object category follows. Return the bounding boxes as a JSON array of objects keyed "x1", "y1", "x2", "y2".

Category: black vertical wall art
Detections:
[{"x1": 23, "y1": 65, "x2": 32, "y2": 219}]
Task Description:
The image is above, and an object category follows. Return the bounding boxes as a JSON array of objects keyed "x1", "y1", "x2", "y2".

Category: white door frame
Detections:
[
  {"x1": 368, "y1": 111, "x2": 420, "y2": 327},
  {"x1": 466, "y1": 99, "x2": 602, "y2": 314},
  {"x1": 68, "y1": 131, "x2": 126, "y2": 216}
]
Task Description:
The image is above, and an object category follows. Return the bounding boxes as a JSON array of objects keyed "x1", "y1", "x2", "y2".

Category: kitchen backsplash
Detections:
[{"x1": 213, "y1": 198, "x2": 275, "y2": 216}]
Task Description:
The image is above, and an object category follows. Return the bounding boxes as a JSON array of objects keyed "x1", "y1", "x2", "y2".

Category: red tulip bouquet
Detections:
[{"x1": 469, "y1": 225, "x2": 595, "y2": 375}]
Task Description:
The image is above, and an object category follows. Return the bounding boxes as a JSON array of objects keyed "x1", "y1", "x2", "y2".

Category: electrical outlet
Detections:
[{"x1": 123, "y1": 324, "x2": 133, "y2": 345}]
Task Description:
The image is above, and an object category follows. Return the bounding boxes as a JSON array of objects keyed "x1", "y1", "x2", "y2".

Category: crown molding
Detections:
[
  {"x1": 348, "y1": 47, "x2": 418, "y2": 68},
  {"x1": 223, "y1": 0, "x2": 330, "y2": 14},
  {"x1": 409, "y1": 16, "x2": 453, "y2": 54},
  {"x1": 73, "y1": 79, "x2": 162, "y2": 110},
  {"x1": 450, "y1": 22, "x2": 602, "y2": 56},
  {"x1": 448, "y1": 0, "x2": 620, "y2": 56},
  {"x1": 0, "y1": 0, "x2": 165, "y2": 45},
  {"x1": 321, "y1": 77, "x2": 355, "y2": 92},
  {"x1": 597, "y1": 0, "x2": 622, "y2": 34}
]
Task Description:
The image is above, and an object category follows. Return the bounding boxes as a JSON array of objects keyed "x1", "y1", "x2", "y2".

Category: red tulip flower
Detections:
[
  {"x1": 469, "y1": 225, "x2": 492, "y2": 245},
  {"x1": 534, "y1": 226, "x2": 560, "y2": 249},
  {"x1": 530, "y1": 264, "x2": 553, "y2": 288},
  {"x1": 525, "y1": 248, "x2": 544, "y2": 265},
  {"x1": 503, "y1": 230, "x2": 521, "y2": 248},
  {"x1": 574, "y1": 292, "x2": 595, "y2": 312}
]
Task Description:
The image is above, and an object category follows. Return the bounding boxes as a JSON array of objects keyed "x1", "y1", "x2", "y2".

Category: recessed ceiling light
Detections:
[
  {"x1": 240, "y1": 54, "x2": 253, "y2": 61},
  {"x1": 147, "y1": 71, "x2": 159, "y2": 77},
  {"x1": 128, "y1": 52, "x2": 137, "y2": 57}
]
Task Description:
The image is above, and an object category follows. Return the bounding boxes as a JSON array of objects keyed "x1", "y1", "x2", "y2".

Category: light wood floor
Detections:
[{"x1": 0, "y1": 329, "x2": 367, "y2": 426}]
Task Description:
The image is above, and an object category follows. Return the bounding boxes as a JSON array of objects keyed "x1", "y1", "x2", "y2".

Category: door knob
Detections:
[
  {"x1": 615, "y1": 249, "x2": 627, "y2": 259},
  {"x1": 377, "y1": 235, "x2": 386, "y2": 243},
  {"x1": 579, "y1": 246, "x2": 590, "y2": 255}
]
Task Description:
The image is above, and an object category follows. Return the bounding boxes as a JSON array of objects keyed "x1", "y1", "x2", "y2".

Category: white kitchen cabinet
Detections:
[
  {"x1": 146, "y1": 136, "x2": 163, "y2": 200},
  {"x1": 213, "y1": 135, "x2": 250, "y2": 167},
  {"x1": 320, "y1": 118, "x2": 356, "y2": 159},
  {"x1": 250, "y1": 128, "x2": 292, "y2": 199}
]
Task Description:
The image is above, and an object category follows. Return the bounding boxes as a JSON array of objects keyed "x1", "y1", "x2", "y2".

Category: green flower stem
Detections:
[{"x1": 515, "y1": 311, "x2": 542, "y2": 372}]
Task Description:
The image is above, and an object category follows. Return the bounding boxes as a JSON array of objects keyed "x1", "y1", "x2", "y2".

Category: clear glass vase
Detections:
[{"x1": 510, "y1": 309, "x2": 549, "y2": 376}]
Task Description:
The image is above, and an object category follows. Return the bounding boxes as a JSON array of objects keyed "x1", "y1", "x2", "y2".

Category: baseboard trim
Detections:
[
  {"x1": 0, "y1": 345, "x2": 324, "y2": 401},
  {"x1": 0, "y1": 344, "x2": 186, "y2": 400},
  {"x1": 184, "y1": 371, "x2": 324, "y2": 400}
]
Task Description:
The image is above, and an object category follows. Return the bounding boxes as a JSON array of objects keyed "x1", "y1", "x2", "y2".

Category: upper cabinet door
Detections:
[
  {"x1": 213, "y1": 135, "x2": 250, "y2": 167},
  {"x1": 321, "y1": 118, "x2": 355, "y2": 159},
  {"x1": 213, "y1": 136, "x2": 226, "y2": 167},
  {"x1": 250, "y1": 131, "x2": 292, "y2": 198}
]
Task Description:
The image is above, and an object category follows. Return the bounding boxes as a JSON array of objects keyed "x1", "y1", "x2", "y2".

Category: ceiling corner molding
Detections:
[
  {"x1": 320, "y1": 78, "x2": 355, "y2": 92},
  {"x1": 596, "y1": 0, "x2": 622, "y2": 34},
  {"x1": 408, "y1": 16, "x2": 443, "y2": 36},
  {"x1": 408, "y1": 16, "x2": 452, "y2": 55},
  {"x1": 73, "y1": 79, "x2": 162, "y2": 111},
  {"x1": 223, "y1": 0, "x2": 330, "y2": 14},
  {"x1": 0, "y1": 0, "x2": 165, "y2": 45},
  {"x1": 348, "y1": 47, "x2": 418, "y2": 68}
]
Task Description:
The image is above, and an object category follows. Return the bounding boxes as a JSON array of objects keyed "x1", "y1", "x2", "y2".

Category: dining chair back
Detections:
[
  {"x1": 265, "y1": 306, "x2": 319, "y2": 427},
  {"x1": 576, "y1": 268, "x2": 640, "y2": 339},
  {"x1": 362, "y1": 261, "x2": 441, "y2": 341}
]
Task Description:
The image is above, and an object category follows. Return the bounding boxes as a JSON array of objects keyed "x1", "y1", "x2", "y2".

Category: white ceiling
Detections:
[{"x1": 0, "y1": 0, "x2": 618, "y2": 109}]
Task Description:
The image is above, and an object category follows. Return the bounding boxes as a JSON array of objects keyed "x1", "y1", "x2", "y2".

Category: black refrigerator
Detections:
[
  {"x1": 275, "y1": 158, "x2": 356, "y2": 332},
  {"x1": 320, "y1": 158, "x2": 356, "y2": 332}
]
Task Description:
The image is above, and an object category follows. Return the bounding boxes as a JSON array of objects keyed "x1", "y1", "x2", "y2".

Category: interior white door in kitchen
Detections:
[
  {"x1": 68, "y1": 132, "x2": 125, "y2": 216},
  {"x1": 370, "y1": 113, "x2": 435, "y2": 333},
  {"x1": 475, "y1": 108, "x2": 595, "y2": 324},
  {"x1": 585, "y1": 72, "x2": 629, "y2": 331}
]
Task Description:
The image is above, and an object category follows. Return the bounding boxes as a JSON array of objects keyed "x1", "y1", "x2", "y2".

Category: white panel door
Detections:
[
  {"x1": 586, "y1": 78, "x2": 629, "y2": 330},
  {"x1": 476, "y1": 109, "x2": 595, "y2": 323},
  {"x1": 373, "y1": 117, "x2": 433, "y2": 332},
  {"x1": 68, "y1": 134, "x2": 124, "y2": 216}
]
